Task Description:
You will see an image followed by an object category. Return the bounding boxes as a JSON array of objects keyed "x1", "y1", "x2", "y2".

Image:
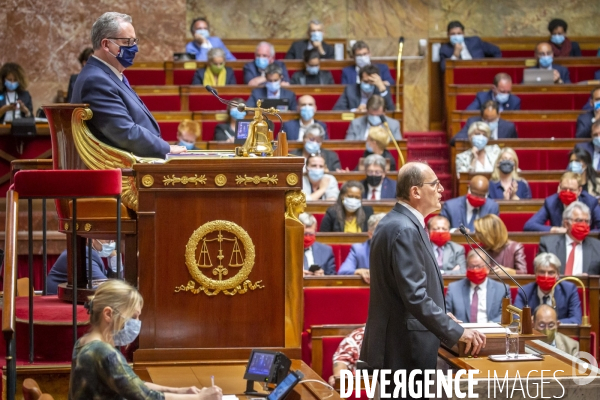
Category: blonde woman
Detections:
[
  {"x1": 363, "y1": 126, "x2": 397, "y2": 171},
  {"x1": 70, "y1": 280, "x2": 222, "y2": 400},
  {"x1": 455, "y1": 121, "x2": 501, "y2": 177},
  {"x1": 489, "y1": 147, "x2": 532, "y2": 200},
  {"x1": 474, "y1": 214, "x2": 527, "y2": 275}
]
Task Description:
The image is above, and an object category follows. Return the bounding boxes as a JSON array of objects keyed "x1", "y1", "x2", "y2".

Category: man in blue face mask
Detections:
[
  {"x1": 333, "y1": 65, "x2": 394, "y2": 111},
  {"x1": 439, "y1": 20, "x2": 501, "y2": 71},
  {"x1": 466, "y1": 73, "x2": 521, "y2": 112},
  {"x1": 285, "y1": 19, "x2": 335, "y2": 60},
  {"x1": 526, "y1": 42, "x2": 571, "y2": 84},
  {"x1": 243, "y1": 41, "x2": 290, "y2": 86},
  {"x1": 345, "y1": 94, "x2": 401, "y2": 141},
  {"x1": 282, "y1": 95, "x2": 329, "y2": 141},
  {"x1": 575, "y1": 120, "x2": 600, "y2": 170},
  {"x1": 451, "y1": 100, "x2": 517, "y2": 145},
  {"x1": 185, "y1": 17, "x2": 236, "y2": 62},
  {"x1": 575, "y1": 87, "x2": 600, "y2": 139},
  {"x1": 246, "y1": 63, "x2": 298, "y2": 110},
  {"x1": 72, "y1": 12, "x2": 184, "y2": 159}
]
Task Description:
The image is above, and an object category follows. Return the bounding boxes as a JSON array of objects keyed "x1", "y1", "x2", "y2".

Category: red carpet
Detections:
[{"x1": 15, "y1": 296, "x2": 89, "y2": 325}]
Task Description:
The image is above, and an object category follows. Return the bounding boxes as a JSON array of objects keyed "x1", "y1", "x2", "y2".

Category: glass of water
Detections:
[{"x1": 506, "y1": 322, "x2": 519, "y2": 358}]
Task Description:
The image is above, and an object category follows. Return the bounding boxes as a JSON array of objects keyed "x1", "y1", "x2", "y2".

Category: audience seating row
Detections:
[
  {"x1": 457, "y1": 171, "x2": 564, "y2": 198},
  {"x1": 219, "y1": 38, "x2": 348, "y2": 60}
]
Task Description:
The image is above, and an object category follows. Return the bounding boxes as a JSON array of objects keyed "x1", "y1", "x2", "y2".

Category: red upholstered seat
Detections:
[
  {"x1": 13, "y1": 170, "x2": 122, "y2": 198},
  {"x1": 321, "y1": 336, "x2": 344, "y2": 379},
  {"x1": 139, "y1": 94, "x2": 181, "y2": 112},
  {"x1": 502, "y1": 50, "x2": 535, "y2": 58},
  {"x1": 330, "y1": 244, "x2": 353, "y2": 272},
  {"x1": 156, "y1": 121, "x2": 182, "y2": 141},
  {"x1": 510, "y1": 287, "x2": 518, "y2": 302},
  {"x1": 123, "y1": 69, "x2": 166, "y2": 85},
  {"x1": 515, "y1": 149, "x2": 570, "y2": 170},
  {"x1": 174, "y1": 70, "x2": 197, "y2": 85},
  {"x1": 327, "y1": 121, "x2": 351, "y2": 140},
  {"x1": 528, "y1": 182, "x2": 559, "y2": 199},
  {"x1": 454, "y1": 67, "x2": 522, "y2": 85},
  {"x1": 457, "y1": 93, "x2": 589, "y2": 111},
  {"x1": 500, "y1": 212, "x2": 534, "y2": 232},
  {"x1": 513, "y1": 121, "x2": 576, "y2": 138}
]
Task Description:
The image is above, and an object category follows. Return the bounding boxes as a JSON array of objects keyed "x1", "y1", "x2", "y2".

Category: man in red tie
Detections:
[
  {"x1": 360, "y1": 154, "x2": 397, "y2": 200},
  {"x1": 539, "y1": 201, "x2": 600, "y2": 275}
]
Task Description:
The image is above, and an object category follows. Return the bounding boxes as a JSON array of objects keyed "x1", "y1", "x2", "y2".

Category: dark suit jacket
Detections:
[
  {"x1": 213, "y1": 123, "x2": 235, "y2": 141},
  {"x1": 466, "y1": 90, "x2": 521, "y2": 112},
  {"x1": 360, "y1": 177, "x2": 397, "y2": 200},
  {"x1": 439, "y1": 36, "x2": 502, "y2": 70},
  {"x1": 523, "y1": 191, "x2": 600, "y2": 232},
  {"x1": 360, "y1": 203, "x2": 463, "y2": 371},
  {"x1": 304, "y1": 241, "x2": 336, "y2": 275},
  {"x1": 450, "y1": 116, "x2": 517, "y2": 145},
  {"x1": 290, "y1": 70, "x2": 335, "y2": 85},
  {"x1": 575, "y1": 141, "x2": 595, "y2": 163},
  {"x1": 285, "y1": 40, "x2": 335, "y2": 59},
  {"x1": 338, "y1": 240, "x2": 370, "y2": 274},
  {"x1": 191, "y1": 67, "x2": 237, "y2": 85},
  {"x1": 341, "y1": 64, "x2": 395, "y2": 85},
  {"x1": 551, "y1": 41, "x2": 582, "y2": 57},
  {"x1": 332, "y1": 84, "x2": 394, "y2": 111},
  {"x1": 514, "y1": 281, "x2": 582, "y2": 324},
  {"x1": 67, "y1": 73, "x2": 78, "y2": 103},
  {"x1": 319, "y1": 205, "x2": 374, "y2": 233},
  {"x1": 439, "y1": 196, "x2": 500, "y2": 231},
  {"x1": 242, "y1": 60, "x2": 290, "y2": 84},
  {"x1": 595, "y1": 70, "x2": 600, "y2": 81},
  {"x1": 47, "y1": 250, "x2": 107, "y2": 295},
  {"x1": 246, "y1": 87, "x2": 298, "y2": 111},
  {"x1": 282, "y1": 119, "x2": 328, "y2": 141},
  {"x1": 488, "y1": 179, "x2": 532, "y2": 200},
  {"x1": 0, "y1": 89, "x2": 34, "y2": 124},
  {"x1": 435, "y1": 241, "x2": 467, "y2": 274},
  {"x1": 525, "y1": 64, "x2": 571, "y2": 84},
  {"x1": 445, "y1": 278, "x2": 508, "y2": 323},
  {"x1": 575, "y1": 111, "x2": 595, "y2": 138},
  {"x1": 290, "y1": 148, "x2": 340, "y2": 171},
  {"x1": 538, "y1": 234, "x2": 600, "y2": 276},
  {"x1": 360, "y1": 149, "x2": 397, "y2": 172},
  {"x1": 72, "y1": 57, "x2": 170, "y2": 158}
]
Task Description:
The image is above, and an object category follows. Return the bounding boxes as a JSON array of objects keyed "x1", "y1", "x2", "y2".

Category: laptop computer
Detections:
[
  {"x1": 522, "y1": 69, "x2": 555, "y2": 84},
  {"x1": 260, "y1": 99, "x2": 289, "y2": 111}
]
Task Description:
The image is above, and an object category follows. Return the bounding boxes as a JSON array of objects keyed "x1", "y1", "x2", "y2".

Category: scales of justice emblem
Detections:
[{"x1": 175, "y1": 220, "x2": 264, "y2": 296}]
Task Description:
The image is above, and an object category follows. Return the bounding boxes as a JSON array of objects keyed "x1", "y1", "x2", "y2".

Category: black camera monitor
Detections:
[
  {"x1": 260, "y1": 99, "x2": 289, "y2": 111},
  {"x1": 234, "y1": 119, "x2": 253, "y2": 145},
  {"x1": 244, "y1": 350, "x2": 292, "y2": 396}
]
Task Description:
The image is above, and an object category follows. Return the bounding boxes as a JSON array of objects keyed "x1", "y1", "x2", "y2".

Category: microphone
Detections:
[
  {"x1": 204, "y1": 85, "x2": 239, "y2": 108},
  {"x1": 399, "y1": 36, "x2": 404, "y2": 44},
  {"x1": 378, "y1": 115, "x2": 405, "y2": 167}
]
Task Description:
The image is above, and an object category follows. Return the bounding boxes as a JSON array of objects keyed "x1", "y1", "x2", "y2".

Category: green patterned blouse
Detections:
[{"x1": 69, "y1": 339, "x2": 165, "y2": 400}]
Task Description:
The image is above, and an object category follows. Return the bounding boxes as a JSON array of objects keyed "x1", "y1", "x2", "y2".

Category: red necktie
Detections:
[
  {"x1": 371, "y1": 188, "x2": 376, "y2": 200},
  {"x1": 470, "y1": 286, "x2": 479, "y2": 323},
  {"x1": 565, "y1": 242, "x2": 577, "y2": 275}
]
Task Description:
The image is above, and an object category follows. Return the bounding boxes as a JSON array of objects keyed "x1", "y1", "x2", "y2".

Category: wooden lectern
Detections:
[{"x1": 132, "y1": 156, "x2": 305, "y2": 363}]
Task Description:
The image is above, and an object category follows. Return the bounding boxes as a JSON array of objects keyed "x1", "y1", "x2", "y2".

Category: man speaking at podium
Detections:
[
  {"x1": 73, "y1": 12, "x2": 186, "y2": 158},
  {"x1": 361, "y1": 162, "x2": 486, "y2": 398}
]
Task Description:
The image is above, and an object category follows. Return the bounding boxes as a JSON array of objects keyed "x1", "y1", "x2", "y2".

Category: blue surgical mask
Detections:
[
  {"x1": 551, "y1": 34, "x2": 565, "y2": 45},
  {"x1": 4, "y1": 80, "x2": 18, "y2": 91},
  {"x1": 230, "y1": 108, "x2": 246, "y2": 120},
  {"x1": 304, "y1": 140, "x2": 320, "y2": 155},
  {"x1": 367, "y1": 115, "x2": 382, "y2": 126},
  {"x1": 355, "y1": 55, "x2": 370, "y2": 68},
  {"x1": 594, "y1": 101, "x2": 600, "y2": 112},
  {"x1": 568, "y1": 161, "x2": 584, "y2": 174},
  {"x1": 255, "y1": 57, "x2": 269, "y2": 70},
  {"x1": 342, "y1": 197, "x2": 362, "y2": 213},
  {"x1": 366, "y1": 143, "x2": 374, "y2": 153},
  {"x1": 310, "y1": 31, "x2": 323, "y2": 42},
  {"x1": 449, "y1": 35, "x2": 464, "y2": 45},
  {"x1": 308, "y1": 168, "x2": 324, "y2": 181},
  {"x1": 113, "y1": 318, "x2": 142, "y2": 346},
  {"x1": 266, "y1": 80, "x2": 281, "y2": 93},
  {"x1": 179, "y1": 140, "x2": 195, "y2": 150},
  {"x1": 300, "y1": 105, "x2": 315, "y2": 121},
  {"x1": 495, "y1": 92, "x2": 509, "y2": 104},
  {"x1": 195, "y1": 29, "x2": 210, "y2": 39},
  {"x1": 306, "y1": 65, "x2": 320, "y2": 75},
  {"x1": 488, "y1": 120, "x2": 499, "y2": 131},
  {"x1": 471, "y1": 135, "x2": 488, "y2": 150},
  {"x1": 109, "y1": 41, "x2": 138, "y2": 68},
  {"x1": 97, "y1": 241, "x2": 116, "y2": 258},
  {"x1": 593, "y1": 137, "x2": 600, "y2": 148},
  {"x1": 360, "y1": 82, "x2": 374, "y2": 94},
  {"x1": 539, "y1": 55, "x2": 553, "y2": 68}
]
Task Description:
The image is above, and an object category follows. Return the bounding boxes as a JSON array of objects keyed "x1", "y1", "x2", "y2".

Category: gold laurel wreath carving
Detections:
[
  {"x1": 235, "y1": 174, "x2": 278, "y2": 186},
  {"x1": 163, "y1": 174, "x2": 207, "y2": 186}
]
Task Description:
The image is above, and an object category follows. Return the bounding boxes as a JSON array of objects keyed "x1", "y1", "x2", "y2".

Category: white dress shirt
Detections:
[
  {"x1": 470, "y1": 277, "x2": 488, "y2": 323},
  {"x1": 397, "y1": 201, "x2": 425, "y2": 228},
  {"x1": 565, "y1": 235, "x2": 583, "y2": 275},
  {"x1": 267, "y1": 89, "x2": 281, "y2": 99},
  {"x1": 92, "y1": 55, "x2": 123, "y2": 80},
  {"x1": 537, "y1": 286, "x2": 553, "y2": 306},
  {"x1": 3, "y1": 92, "x2": 20, "y2": 122},
  {"x1": 450, "y1": 45, "x2": 473, "y2": 61},
  {"x1": 297, "y1": 119, "x2": 314, "y2": 141},
  {"x1": 466, "y1": 201, "x2": 476, "y2": 226},
  {"x1": 367, "y1": 181, "x2": 383, "y2": 200},
  {"x1": 594, "y1": 146, "x2": 600, "y2": 170},
  {"x1": 304, "y1": 246, "x2": 315, "y2": 268}
]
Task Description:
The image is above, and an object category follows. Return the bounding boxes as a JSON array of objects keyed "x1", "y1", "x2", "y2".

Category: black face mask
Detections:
[
  {"x1": 366, "y1": 175, "x2": 383, "y2": 187},
  {"x1": 498, "y1": 160, "x2": 515, "y2": 174}
]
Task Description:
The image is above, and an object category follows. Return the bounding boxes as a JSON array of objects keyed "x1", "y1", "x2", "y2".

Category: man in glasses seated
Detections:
[
  {"x1": 532, "y1": 305, "x2": 579, "y2": 357},
  {"x1": 72, "y1": 12, "x2": 186, "y2": 158}
]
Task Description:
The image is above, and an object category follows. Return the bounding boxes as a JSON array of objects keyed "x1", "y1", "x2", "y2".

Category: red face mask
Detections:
[
  {"x1": 466, "y1": 193, "x2": 486, "y2": 208},
  {"x1": 466, "y1": 267, "x2": 487, "y2": 285},
  {"x1": 536, "y1": 275, "x2": 557, "y2": 292},
  {"x1": 558, "y1": 190, "x2": 578, "y2": 206},
  {"x1": 430, "y1": 231, "x2": 451, "y2": 247},
  {"x1": 304, "y1": 233, "x2": 316, "y2": 249},
  {"x1": 570, "y1": 222, "x2": 590, "y2": 242}
]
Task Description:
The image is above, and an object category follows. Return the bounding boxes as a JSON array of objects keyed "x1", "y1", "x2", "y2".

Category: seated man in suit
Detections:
[
  {"x1": 290, "y1": 123, "x2": 341, "y2": 171},
  {"x1": 360, "y1": 155, "x2": 397, "y2": 200},
  {"x1": 526, "y1": 42, "x2": 571, "y2": 84},
  {"x1": 450, "y1": 100, "x2": 517, "y2": 145},
  {"x1": 439, "y1": 20, "x2": 501, "y2": 70},
  {"x1": 345, "y1": 94, "x2": 401, "y2": 141},
  {"x1": 575, "y1": 86, "x2": 600, "y2": 138},
  {"x1": 466, "y1": 73, "x2": 521, "y2": 112},
  {"x1": 333, "y1": 65, "x2": 394, "y2": 111},
  {"x1": 514, "y1": 253, "x2": 582, "y2": 324},
  {"x1": 341, "y1": 41, "x2": 394, "y2": 86},
  {"x1": 440, "y1": 175, "x2": 499, "y2": 232},
  {"x1": 548, "y1": 18, "x2": 582, "y2": 58},
  {"x1": 285, "y1": 19, "x2": 334, "y2": 59},
  {"x1": 538, "y1": 201, "x2": 600, "y2": 275},
  {"x1": 596, "y1": 70, "x2": 600, "y2": 81},
  {"x1": 243, "y1": 41, "x2": 289, "y2": 86},
  {"x1": 524, "y1": 172, "x2": 600, "y2": 232},
  {"x1": 282, "y1": 95, "x2": 328, "y2": 141},
  {"x1": 533, "y1": 305, "x2": 579, "y2": 357},
  {"x1": 246, "y1": 63, "x2": 297, "y2": 110},
  {"x1": 445, "y1": 249, "x2": 507, "y2": 323},
  {"x1": 299, "y1": 212, "x2": 336, "y2": 275},
  {"x1": 338, "y1": 213, "x2": 386, "y2": 282},
  {"x1": 191, "y1": 48, "x2": 236, "y2": 86},
  {"x1": 428, "y1": 215, "x2": 466, "y2": 275},
  {"x1": 72, "y1": 12, "x2": 185, "y2": 158},
  {"x1": 575, "y1": 119, "x2": 600, "y2": 167},
  {"x1": 185, "y1": 17, "x2": 236, "y2": 61}
]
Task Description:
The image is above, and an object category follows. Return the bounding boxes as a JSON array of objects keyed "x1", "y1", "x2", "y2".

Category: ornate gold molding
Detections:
[
  {"x1": 286, "y1": 173, "x2": 299, "y2": 186},
  {"x1": 163, "y1": 174, "x2": 207, "y2": 186},
  {"x1": 141, "y1": 175, "x2": 154, "y2": 187},
  {"x1": 285, "y1": 191, "x2": 306, "y2": 223},
  {"x1": 235, "y1": 174, "x2": 278, "y2": 186},
  {"x1": 214, "y1": 174, "x2": 227, "y2": 187}
]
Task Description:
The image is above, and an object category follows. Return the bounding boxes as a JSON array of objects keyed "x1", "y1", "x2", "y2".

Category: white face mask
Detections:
[
  {"x1": 343, "y1": 197, "x2": 362, "y2": 212},
  {"x1": 97, "y1": 241, "x2": 116, "y2": 258}
]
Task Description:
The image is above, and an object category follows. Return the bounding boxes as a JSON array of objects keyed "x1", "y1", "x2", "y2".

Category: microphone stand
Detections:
[
  {"x1": 379, "y1": 115, "x2": 405, "y2": 168},
  {"x1": 395, "y1": 37, "x2": 403, "y2": 112}
]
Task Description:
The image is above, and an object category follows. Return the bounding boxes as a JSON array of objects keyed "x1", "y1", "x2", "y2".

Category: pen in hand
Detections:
[{"x1": 211, "y1": 375, "x2": 215, "y2": 387}]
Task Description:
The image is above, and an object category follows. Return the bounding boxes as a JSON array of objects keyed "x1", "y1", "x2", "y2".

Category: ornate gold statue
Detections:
[
  {"x1": 235, "y1": 100, "x2": 280, "y2": 157},
  {"x1": 285, "y1": 191, "x2": 306, "y2": 223}
]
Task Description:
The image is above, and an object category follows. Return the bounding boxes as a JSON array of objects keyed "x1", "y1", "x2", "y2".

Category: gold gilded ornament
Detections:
[
  {"x1": 163, "y1": 174, "x2": 207, "y2": 186},
  {"x1": 142, "y1": 175, "x2": 154, "y2": 187},
  {"x1": 214, "y1": 174, "x2": 227, "y2": 187},
  {"x1": 175, "y1": 220, "x2": 264, "y2": 296},
  {"x1": 84, "y1": 223, "x2": 92, "y2": 232},
  {"x1": 235, "y1": 174, "x2": 278, "y2": 186},
  {"x1": 286, "y1": 173, "x2": 299, "y2": 186},
  {"x1": 285, "y1": 191, "x2": 306, "y2": 223}
]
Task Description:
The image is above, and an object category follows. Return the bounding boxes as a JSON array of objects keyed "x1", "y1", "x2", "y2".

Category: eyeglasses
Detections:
[
  {"x1": 536, "y1": 322, "x2": 556, "y2": 330},
  {"x1": 422, "y1": 180, "x2": 442, "y2": 190},
  {"x1": 565, "y1": 218, "x2": 590, "y2": 224},
  {"x1": 108, "y1": 37, "x2": 139, "y2": 46}
]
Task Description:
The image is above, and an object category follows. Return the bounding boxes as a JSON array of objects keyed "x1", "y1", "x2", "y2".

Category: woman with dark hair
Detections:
[
  {"x1": 548, "y1": 19, "x2": 581, "y2": 57},
  {"x1": 290, "y1": 49, "x2": 334, "y2": 85},
  {"x1": 567, "y1": 147, "x2": 600, "y2": 196},
  {"x1": 0, "y1": 62, "x2": 33, "y2": 122},
  {"x1": 67, "y1": 47, "x2": 93, "y2": 102},
  {"x1": 213, "y1": 97, "x2": 245, "y2": 142},
  {"x1": 320, "y1": 180, "x2": 374, "y2": 232}
]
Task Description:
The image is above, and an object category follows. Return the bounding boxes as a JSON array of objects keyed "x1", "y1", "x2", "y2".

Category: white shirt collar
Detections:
[
  {"x1": 397, "y1": 201, "x2": 425, "y2": 228},
  {"x1": 470, "y1": 277, "x2": 488, "y2": 290},
  {"x1": 565, "y1": 234, "x2": 579, "y2": 246},
  {"x1": 300, "y1": 118, "x2": 314, "y2": 126},
  {"x1": 92, "y1": 55, "x2": 123, "y2": 81}
]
